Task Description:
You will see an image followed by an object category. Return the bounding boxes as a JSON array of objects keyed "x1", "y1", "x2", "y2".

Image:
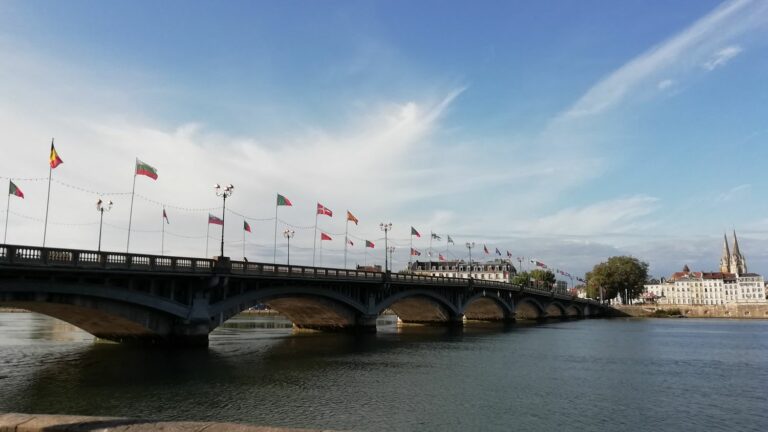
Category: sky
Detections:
[{"x1": 1, "y1": 0, "x2": 768, "y2": 281}]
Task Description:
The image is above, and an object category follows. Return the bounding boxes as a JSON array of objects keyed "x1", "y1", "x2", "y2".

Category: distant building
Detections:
[
  {"x1": 356, "y1": 264, "x2": 382, "y2": 272},
  {"x1": 643, "y1": 231, "x2": 766, "y2": 305},
  {"x1": 408, "y1": 259, "x2": 516, "y2": 282}
]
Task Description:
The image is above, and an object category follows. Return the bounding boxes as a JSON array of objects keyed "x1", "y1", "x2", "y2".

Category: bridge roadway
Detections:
[{"x1": 0, "y1": 244, "x2": 606, "y2": 346}]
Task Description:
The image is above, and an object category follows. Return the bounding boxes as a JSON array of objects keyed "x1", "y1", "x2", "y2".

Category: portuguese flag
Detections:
[
  {"x1": 135, "y1": 159, "x2": 158, "y2": 180},
  {"x1": 277, "y1": 193, "x2": 292, "y2": 206},
  {"x1": 365, "y1": 240, "x2": 375, "y2": 248},
  {"x1": 411, "y1": 227, "x2": 421, "y2": 237},
  {"x1": 9, "y1": 181, "x2": 24, "y2": 198},
  {"x1": 244, "y1": 220, "x2": 251, "y2": 232}
]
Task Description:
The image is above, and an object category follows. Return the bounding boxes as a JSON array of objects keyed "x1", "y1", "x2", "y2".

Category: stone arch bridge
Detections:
[{"x1": 0, "y1": 244, "x2": 606, "y2": 346}]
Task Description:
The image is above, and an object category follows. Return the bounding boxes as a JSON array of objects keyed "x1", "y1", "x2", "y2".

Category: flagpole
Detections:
[
  {"x1": 242, "y1": 220, "x2": 246, "y2": 260},
  {"x1": 312, "y1": 211, "x2": 318, "y2": 267},
  {"x1": 205, "y1": 218, "x2": 210, "y2": 258},
  {"x1": 126, "y1": 158, "x2": 137, "y2": 253},
  {"x1": 161, "y1": 207, "x2": 165, "y2": 256},
  {"x1": 42, "y1": 139, "x2": 54, "y2": 247},
  {"x1": 273, "y1": 202, "x2": 278, "y2": 264},
  {"x1": 319, "y1": 236, "x2": 323, "y2": 267},
  {"x1": 409, "y1": 233, "x2": 413, "y2": 266},
  {"x1": 4, "y1": 182, "x2": 11, "y2": 244},
  {"x1": 344, "y1": 218, "x2": 349, "y2": 269},
  {"x1": 429, "y1": 232, "x2": 433, "y2": 267}
]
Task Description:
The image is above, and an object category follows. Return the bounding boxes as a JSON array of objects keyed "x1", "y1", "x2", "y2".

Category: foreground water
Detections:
[{"x1": 0, "y1": 313, "x2": 767, "y2": 431}]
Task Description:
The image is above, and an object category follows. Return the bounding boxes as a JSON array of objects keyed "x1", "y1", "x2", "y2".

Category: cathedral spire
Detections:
[
  {"x1": 732, "y1": 230, "x2": 741, "y2": 257},
  {"x1": 730, "y1": 230, "x2": 747, "y2": 274},
  {"x1": 720, "y1": 233, "x2": 731, "y2": 273}
]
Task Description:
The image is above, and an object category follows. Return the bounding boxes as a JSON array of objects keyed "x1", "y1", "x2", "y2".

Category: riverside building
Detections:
[{"x1": 643, "y1": 232, "x2": 766, "y2": 305}]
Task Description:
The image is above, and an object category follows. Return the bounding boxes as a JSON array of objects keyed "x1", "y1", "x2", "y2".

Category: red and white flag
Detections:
[{"x1": 317, "y1": 203, "x2": 333, "y2": 217}]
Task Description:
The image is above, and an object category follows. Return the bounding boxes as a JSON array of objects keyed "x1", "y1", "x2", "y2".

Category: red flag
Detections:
[
  {"x1": 320, "y1": 232, "x2": 332, "y2": 241},
  {"x1": 162, "y1": 209, "x2": 169, "y2": 224},
  {"x1": 439, "y1": 253, "x2": 446, "y2": 261},
  {"x1": 208, "y1": 214, "x2": 223, "y2": 225},
  {"x1": 243, "y1": 220, "x2": 251, "y2": 232},
  {"x1": 365, "y1": 240, "x2": 375, "y2": 248},
  {"x1": 317, "y1": 203, "x2": 333, "y2": 217}
]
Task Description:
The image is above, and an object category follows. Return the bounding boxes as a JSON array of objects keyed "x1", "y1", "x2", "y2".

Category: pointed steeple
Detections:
[
  {"x1": 730, "y1": 230, "x2": 747, "y2": 274},
  {"x1": 719, "y1": 233, "x2": 731, "y2": 273},
  {"x1": 732, "y1": 230, "x2": 741, "y2": 257}
]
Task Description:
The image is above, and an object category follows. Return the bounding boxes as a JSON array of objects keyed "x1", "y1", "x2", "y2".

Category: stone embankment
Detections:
[
  {"x1": 614, "y1": 304, "x2": 768, "y2": 319},
  {"x1": 0, "y1": 413, "x2": 331, "y2": 432}
]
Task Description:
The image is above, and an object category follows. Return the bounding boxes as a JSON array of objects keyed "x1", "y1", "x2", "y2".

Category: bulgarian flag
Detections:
[
  {"x1": 346, "y1": 211, "x2": 359, "y2": 225},
  {"x1": 208, "y1": 214, "x2": 224, "y2": 225},
  {"x1": 320, "y1": 232, "x2": 332, "y2": 241},
  {"x1": 162, "y1": 208, "x2": 169, "y2": 224},
  {"x1": 244, "y1": 220, "x2": 251, "y2": 233},
  {"x1": 317, "y1": 203, "x2": 332, "y2": 217},
  {"x1": 365, "y1": 240, "x2": 375, "y2": 248},
  {"x1": 277, "y1": 194, "x2": 292, "y2": 206},
  {"x1": 9, "y1": 181, "x2": 24, "y2": 199},
  {"x1": 411, "y1": 227, "x2": 421, "y2": 237},
  {"x1": 135, "y1": 159, "x2": 158, "y2": 180},
  {"x1": 49, "y1": 140, "x2": 63, "y2": 169},
  {"x1": 410, "y1": 248, "x2": 421, "y2": 256}
]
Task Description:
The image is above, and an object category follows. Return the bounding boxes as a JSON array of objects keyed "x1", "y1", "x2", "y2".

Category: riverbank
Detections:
[
  {"x1": 615, "y1": 304, "x2": 768, "y2": 319},
  {"x1": 0, "y1": 413, "x2": 329, "y2": 431},
  {"x1": 0, "y1": 307, "x2": 28, "y2": 313}
]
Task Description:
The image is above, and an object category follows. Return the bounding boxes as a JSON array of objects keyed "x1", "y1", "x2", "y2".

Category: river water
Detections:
[{"x1": 0, "y1": 313, "x2": 766, "y2": 431}]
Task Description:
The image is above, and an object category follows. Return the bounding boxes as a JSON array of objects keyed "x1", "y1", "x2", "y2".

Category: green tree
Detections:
[
  {"x1": 585, "y1": 256, "x2": 649, "y2": 303},
  {"x1": 511, "y1": 269, "x2": 556, "y2": 287}
]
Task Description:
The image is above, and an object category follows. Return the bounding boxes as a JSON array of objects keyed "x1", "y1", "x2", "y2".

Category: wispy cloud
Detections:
[
  {"x1": 561, "y1": 0, "x2": 768, "y2": 119},
  {"x1": 657, "y1": 79, "x2": 675, "y2": 90},
  {"x1": 702, "y1": 45, "x2": 744, "y2": 70},
  {"x1": 716, "y1": 183, "x2": 751, "y2": 202}
]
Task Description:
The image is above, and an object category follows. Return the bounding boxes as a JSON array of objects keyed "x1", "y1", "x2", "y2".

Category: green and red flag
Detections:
[
  {"x1": 365, "y1": 240, "x2": 375, "y2": 248},
  {"x1": 135, "y1": 159, "x2": 158, "y2": 180},
  {"x1": 208, "y1": 214, "x2": 223, "y2": 225},
  {"x1": 9, "y1": 181, "x2": 24, "y2": 199},
  {"x1": 244, "y1": 220, "x2": 251, "y2": 232},
  {"x1": 410, "y1": 227, "x2": 421, "y2": 238},
  {"x1": 276, "y1": 194, "x2": 292, "y2": 206},
  {"x1": 49, "y1": 140, "x2": 63, "y2": 169}
]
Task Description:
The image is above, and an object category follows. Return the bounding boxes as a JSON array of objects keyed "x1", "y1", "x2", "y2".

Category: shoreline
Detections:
[{"x1": 614, "y1": 304, "x2": 768, "y2": 319}]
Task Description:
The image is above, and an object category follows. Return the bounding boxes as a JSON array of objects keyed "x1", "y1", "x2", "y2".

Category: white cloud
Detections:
[
  {"x1": 702, "y1": 45, "x2": 744, "y2": 70},
  {"x1": 657, "y1": 79, "x2": 674, "y2": 90},
  {"x1": 716, "y1": 183, "x2": 751, "y2": 202},
  {"x1": 561, "y1": 0, "x2": 768, "y2": 119}
]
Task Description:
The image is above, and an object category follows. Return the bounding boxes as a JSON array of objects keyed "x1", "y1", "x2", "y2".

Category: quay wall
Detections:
[
  {"x1": 614, "y1": 304, "x2": 768, "y2": 319},
  {"x1": 0, "y1": 413, "x2": 328, "y2": 432}
]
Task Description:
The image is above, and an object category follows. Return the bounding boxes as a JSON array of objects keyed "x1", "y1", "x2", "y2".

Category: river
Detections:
[{"x1": 0, "y1": 313, "x2": 766, "y2": 431}]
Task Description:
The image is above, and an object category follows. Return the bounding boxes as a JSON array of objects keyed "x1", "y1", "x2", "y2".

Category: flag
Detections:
[
  {"x1": 410, "y1": 248, "x2": 421, "y2": 256},
  {"x1": 439, "y1": 253, "x2": 446, "y2": 261},
  {"x1": 411, "y1": 227, "x2": 421, "y2": 237},
  {"x1": 162, "y1": 209, "x2": 169, "y2": 224},
  {"x1": 135, "y1": 159, "x2": 158, "y2": 180},
  {"x1": 244, "y1": 220, "x2": 251, "y2": 232},
  {"x1": 495, "y1": 248, "x2": 501, "y2": 256},
  {"x1": 208, "y1": 214, "x2": 223, "y2": 225},
  {"x1": 483, "y1": 244, "x2": 489, "y2": 254},
  {"x1": 531, "y1": 259, "x2": 547, "y2": 268},
  {"x1": 447, "y1": 235, "x2": 454, "y2": 245},
  {"x1": 506, "y1": 250, "x2": 512, "y2": 258},
  {"x1": 49, "y1": 141, "x2": 63, "y2": 169},
  {"x1": 365, "y1": 240, "x2": 375, "y2": 248},
  {"x1": 347, "y1": 238, "x2": 354, "y2": 246},
  {"x1": 431, "y1": 232, "x2": 441, "y2": 240},
  {"x1": 320, "y1": 232, "x2": 332, "y2": 241},
  {"x1": 346, "y1": 211, "x2": 359, "y2": 225},
  {"x1": 276, "y1": 194, "x2": 292, "y2": 206},
  {"x1": 317, "y1": 203, "x2": 333, "y2": 217},
  {"x1": 8, "y1": 181, "x2": 24, "y2": 199}
]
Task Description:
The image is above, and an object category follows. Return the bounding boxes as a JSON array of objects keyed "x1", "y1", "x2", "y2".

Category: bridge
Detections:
[{"x1": 0, "y1": 243, "x2": 607, "y2": 346}]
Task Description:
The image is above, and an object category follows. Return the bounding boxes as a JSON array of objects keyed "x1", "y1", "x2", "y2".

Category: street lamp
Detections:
[
  {"x1": 465, "y1": 242, "x2": 475, "y2": 279},
  {"x1": 96, "y1": 198, "x2": 113, "y2": 252},
  {"x1": 283, "y1": 229, "x2": 295, "y2": 265},
  {"x1": 379, "y1": 222, "x2": 392, "y2": 272},
  {"x1": 214, "y1": 183, "x2": 234, "y2": 258}
]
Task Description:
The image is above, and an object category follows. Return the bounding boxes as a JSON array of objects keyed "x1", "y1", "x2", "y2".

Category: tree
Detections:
[
  {"x1": 511, "y1": 269, "x2": 556, "y2": 287},
  {"x1": 585, "y1": 256, "x2": 649, "y2": 303}
]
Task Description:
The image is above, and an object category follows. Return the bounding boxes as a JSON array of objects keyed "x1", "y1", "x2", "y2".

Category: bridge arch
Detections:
[
  {"x1": 376, "y1": 290, "x2": 460, "y2": 324},
  {"x1": 208, "y1": 286, "x2": 368, "y2": 331},
  {"x1": 460, "y1": 293, "x2": 513, "y2": 321},
  {"x1": 515, "y1": 297, "x2": 546, "y2": 320},
  {"x1": 545, "y1": 301, "x2": 567, "y2": 318},
  {"x1": 565, "y1": 304, "x2": 583, "y2": 318}
]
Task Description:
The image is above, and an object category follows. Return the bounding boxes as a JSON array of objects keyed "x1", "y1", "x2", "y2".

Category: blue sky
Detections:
[{"x1": 1, "y1": 0, "x2": 768, "y2": 280}]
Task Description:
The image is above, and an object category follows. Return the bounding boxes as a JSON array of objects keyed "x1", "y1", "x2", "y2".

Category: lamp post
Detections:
[
  {"x1": 96, "y1": 198, "x2": 113, "y2": 252},
  {"x1": 283, "y1": 229, "x2": 295, "y2": 265},
  {"x1": 379, "y1": 222, "x2": 392, "y2": 272},
  {"x1": 388, "y1": 246, "x2": 395, "y2": 272},
  {"x1": 214, "y1": 184, "x2": 234, "y2": 258},
  {"x1": 465, "y1": 242, "x2": 475, "y2": 279}
]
